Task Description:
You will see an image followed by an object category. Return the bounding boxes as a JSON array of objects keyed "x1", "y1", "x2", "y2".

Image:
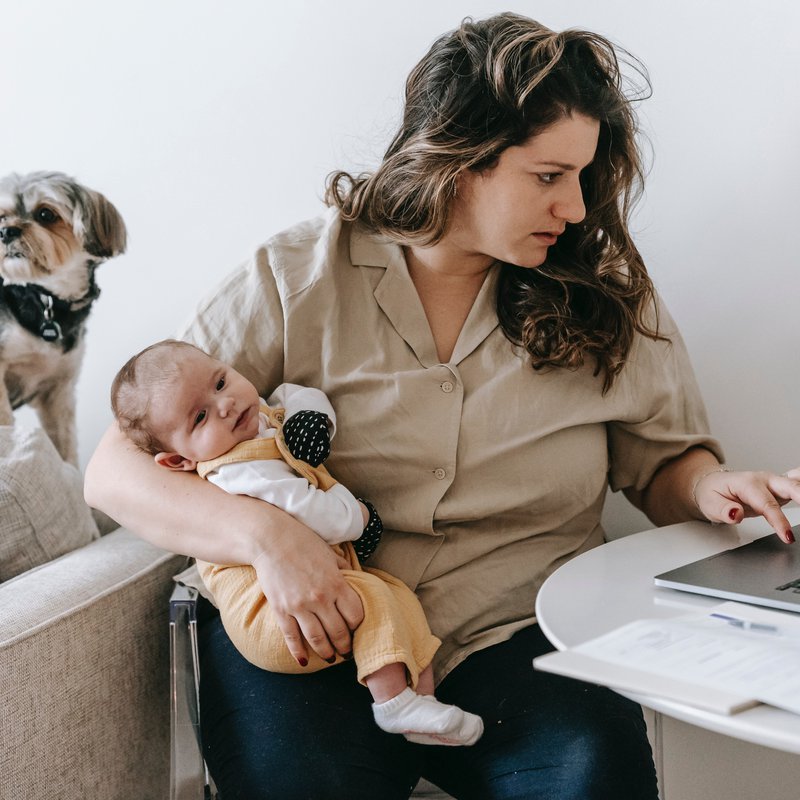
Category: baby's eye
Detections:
[
  {"x1": 193, "y1": 410, "x2": 206, "y2": 427},
  {"x1": 216, "y1": 377, "x2": 225, "y2": 391}
]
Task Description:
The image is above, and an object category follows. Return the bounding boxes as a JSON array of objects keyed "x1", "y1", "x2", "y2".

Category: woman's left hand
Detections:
[{"x1": 693, "y1": 467, "x2": 800, "y2": 543}]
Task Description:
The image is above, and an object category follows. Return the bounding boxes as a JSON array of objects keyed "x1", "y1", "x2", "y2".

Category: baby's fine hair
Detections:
[{"x1": 110, "y1": 339, "x2": 205, "y2": 455}]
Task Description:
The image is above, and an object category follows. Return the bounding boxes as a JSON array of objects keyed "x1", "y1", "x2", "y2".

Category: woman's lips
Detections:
[{"x1": 532, "y1": 232, "x2": 560, "y2": 246}]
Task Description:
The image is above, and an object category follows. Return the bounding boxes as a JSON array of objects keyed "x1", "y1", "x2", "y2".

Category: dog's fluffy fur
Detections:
[{"x1": 0, "y1": 171, "x2": 126, "y2": 464}]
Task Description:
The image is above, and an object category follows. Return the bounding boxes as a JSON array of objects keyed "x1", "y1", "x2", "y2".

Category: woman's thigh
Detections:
[
  {"x1": 197, "y1": 603, "x2": 424, "y2": 800},
  {"x1": 422, "y1": 625, "x2": 659, "y2": 800}
]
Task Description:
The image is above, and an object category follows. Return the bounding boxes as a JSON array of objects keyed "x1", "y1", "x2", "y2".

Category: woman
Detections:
[{"x1": 85, "y1": 13, "x2": 800, "y2": 800}]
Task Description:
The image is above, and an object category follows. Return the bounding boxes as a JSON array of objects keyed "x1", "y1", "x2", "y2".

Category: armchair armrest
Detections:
[{"x1": 0, "y1": 528, "x2": 187, "y2": 800}]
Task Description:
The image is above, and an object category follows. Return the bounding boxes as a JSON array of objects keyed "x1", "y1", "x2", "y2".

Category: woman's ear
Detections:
[{"x1": 154, "y1": 452, "x2": 197, "y2": 471}]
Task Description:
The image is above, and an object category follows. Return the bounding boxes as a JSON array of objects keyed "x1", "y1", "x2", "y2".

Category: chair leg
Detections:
[{"x1": 169, "y1": 584, "x2": 217, "y2": 800}]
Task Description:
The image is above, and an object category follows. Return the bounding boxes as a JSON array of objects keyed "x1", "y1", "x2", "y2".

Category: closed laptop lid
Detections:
[{"x1": 654, "y1": 528, "x2": 800, "y2": 614}]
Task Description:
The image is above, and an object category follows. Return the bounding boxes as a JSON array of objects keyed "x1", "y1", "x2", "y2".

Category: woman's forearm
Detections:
[
  {"x1": 624, "y1": 446, "x2": 720, "y2": 527},
  {"x1": 85, "y1": 423, "x2": 366, "y2": 660},
  {"x1": 84, "y1": 422, "x2": 298, "y2": 563}
]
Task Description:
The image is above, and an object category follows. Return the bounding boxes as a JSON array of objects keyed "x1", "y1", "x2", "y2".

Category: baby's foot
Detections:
[{"x1": 372, "y1": 687, "x2": 483, "y2": 746}]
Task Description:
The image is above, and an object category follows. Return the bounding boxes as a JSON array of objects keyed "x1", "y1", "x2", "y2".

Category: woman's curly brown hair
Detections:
[{"x1": 327, "y1": 12, "x2": 663, "y2": 391}]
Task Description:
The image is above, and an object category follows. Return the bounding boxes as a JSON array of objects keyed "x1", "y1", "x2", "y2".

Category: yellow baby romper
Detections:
[{"x1": 195, "y1": 406, "x2": 441, "y2": 689}]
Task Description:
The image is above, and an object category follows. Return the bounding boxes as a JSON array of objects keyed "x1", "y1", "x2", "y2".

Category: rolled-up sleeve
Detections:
[{"x1": 607, "y1": 301, "x2": 724, "y2": 493}]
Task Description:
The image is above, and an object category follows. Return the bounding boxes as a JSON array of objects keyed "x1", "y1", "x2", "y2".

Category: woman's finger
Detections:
[
  {"x1": 315, "y1": 603, "x2": 357, "y2": 658},
  {"x1": 292, "y1": 611, "x2": 338, "y2": 663},
  {"x1": 725, "y1": 473, "x2": 797, "y2": 543},
  {"x1": 695, "y1": 470, "x2": 798, "y2": 543},
  {"x1": 274, "y1": 613, "x2": 310, "y2": 667}
]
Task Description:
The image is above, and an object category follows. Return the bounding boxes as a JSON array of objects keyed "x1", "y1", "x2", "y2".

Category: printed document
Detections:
[{"x1": 534, "y1": 602, "x2": 800, "y2": 715}]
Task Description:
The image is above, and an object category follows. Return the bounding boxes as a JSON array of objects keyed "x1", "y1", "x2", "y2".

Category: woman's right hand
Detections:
[{"x1": 252, "y1": 526, "x2": 364, "y2": 665}]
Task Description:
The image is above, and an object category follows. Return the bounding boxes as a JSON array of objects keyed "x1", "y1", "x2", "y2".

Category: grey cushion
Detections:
[{"x1": 0, "y1": 424, "x2": 99, "y2": 582}]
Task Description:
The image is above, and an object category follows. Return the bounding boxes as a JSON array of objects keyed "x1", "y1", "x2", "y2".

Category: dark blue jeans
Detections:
[{"x1": 197, "y1": 599, "x2": 658, "y2": 800}]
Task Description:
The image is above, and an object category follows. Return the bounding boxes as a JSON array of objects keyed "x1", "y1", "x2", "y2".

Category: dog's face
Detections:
[{"x1": 0, "y1": 171, "x2": 127, "y2": 297}]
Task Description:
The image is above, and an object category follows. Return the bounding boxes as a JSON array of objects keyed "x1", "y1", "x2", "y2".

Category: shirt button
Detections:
[
  {"x1": 433, "y1": 468, "x2": 446, "y2": 480},
  {"x1": 441, "y1": 380, "x2": 454, "y2": 393}
]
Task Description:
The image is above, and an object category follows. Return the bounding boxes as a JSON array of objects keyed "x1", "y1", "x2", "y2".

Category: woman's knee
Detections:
[{"x1": 548, "y1": 711, "x2": 657, "y2": 800}]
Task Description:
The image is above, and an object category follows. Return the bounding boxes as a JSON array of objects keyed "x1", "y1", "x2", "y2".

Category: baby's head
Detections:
[{"x1": 111, "y1": 339, "x2": 261, "y2": 471}]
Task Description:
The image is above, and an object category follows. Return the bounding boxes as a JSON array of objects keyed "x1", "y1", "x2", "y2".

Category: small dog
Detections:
[{"x1": 0, "y1": 171, "x2": 127, "y2": 465}]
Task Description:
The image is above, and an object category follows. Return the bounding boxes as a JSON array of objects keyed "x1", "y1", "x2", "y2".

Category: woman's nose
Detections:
[{"x1": 552, "y1": 179, "x2": 586, "y2": 224}]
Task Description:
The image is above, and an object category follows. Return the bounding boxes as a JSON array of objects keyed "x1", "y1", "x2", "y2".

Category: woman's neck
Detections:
[{"x1": 403, "y1": 245, "x2": 493, "y2": 363}]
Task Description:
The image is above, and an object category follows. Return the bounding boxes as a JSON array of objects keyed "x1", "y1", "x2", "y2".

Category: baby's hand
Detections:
[{"x1": 283, "y1": 409, "x2": 331, "y2": 466}]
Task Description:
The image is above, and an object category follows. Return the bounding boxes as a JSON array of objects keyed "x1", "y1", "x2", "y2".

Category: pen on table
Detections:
[{"x1": 710, "y1": 613, "x2": 779, "y2": 633}]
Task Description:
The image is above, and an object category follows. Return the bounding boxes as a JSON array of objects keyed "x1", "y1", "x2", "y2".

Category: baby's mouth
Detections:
[{"x1": 234, "y1": 407, "x2": 250, "y2": 430}]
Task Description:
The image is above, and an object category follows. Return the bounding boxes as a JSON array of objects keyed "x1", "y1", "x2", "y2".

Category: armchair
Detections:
[{"x1": 0, "y1": 527, "x2": 186, "y2": 800}]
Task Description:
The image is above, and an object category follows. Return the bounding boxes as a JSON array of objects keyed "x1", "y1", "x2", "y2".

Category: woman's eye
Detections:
[
  {"x1": 194, "y1": 410, "x2": 206, "y2": 427},
  {"x1": 537, "y1": 173, "x2": 559, "y2": 185},
  {"x1": 216, "y1": 377, "x2": 225, "y2": 391},
  {"x1": 35, "y1": 207, "x2": 59, "y2": 224}
]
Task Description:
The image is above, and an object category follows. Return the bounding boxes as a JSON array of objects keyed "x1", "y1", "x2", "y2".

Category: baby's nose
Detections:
[{"x1": 218, "y1": 397, "x2": 235, "y2": 417}]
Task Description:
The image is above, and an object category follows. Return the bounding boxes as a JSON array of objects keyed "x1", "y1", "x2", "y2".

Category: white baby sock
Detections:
[{"x1": 372, "y1": 687, "x2": 484, "y2": 746}]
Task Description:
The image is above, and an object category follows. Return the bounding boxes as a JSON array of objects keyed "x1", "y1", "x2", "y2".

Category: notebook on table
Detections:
[{"x1": 654, "y1": 526, "x2": 800, "y2": 614}]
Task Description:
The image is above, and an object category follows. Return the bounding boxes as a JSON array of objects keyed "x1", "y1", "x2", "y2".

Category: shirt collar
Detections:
[{"x1": 349, "y1": 224, "x2": 500, "y2": 366}]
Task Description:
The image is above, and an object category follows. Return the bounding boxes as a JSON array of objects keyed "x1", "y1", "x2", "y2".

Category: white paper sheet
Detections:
[{"x1": 534, "y1": 602, "x2": 800, "y2": 716}]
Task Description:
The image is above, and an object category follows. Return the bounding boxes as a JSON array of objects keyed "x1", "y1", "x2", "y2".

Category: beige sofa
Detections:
[{"x1": 0, "y1": 526, "x2": 186, "y2": 800}]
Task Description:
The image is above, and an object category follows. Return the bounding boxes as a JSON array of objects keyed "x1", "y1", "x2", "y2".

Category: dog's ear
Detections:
[
  {"x1": 154, "y1": 452, "x2": 198, "y2": 472},
  {"x1": 76, "y1": 189, "x2": 128, "y2": 259}
]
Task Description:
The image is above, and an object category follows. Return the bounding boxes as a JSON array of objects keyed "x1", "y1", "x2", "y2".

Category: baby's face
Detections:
[{"x1": 150, "y1": 349, "x2": 261, "y2": 465}]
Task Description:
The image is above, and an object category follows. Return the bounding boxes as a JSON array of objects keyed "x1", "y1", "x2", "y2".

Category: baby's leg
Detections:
[
  {"x1": 366, "y1": 662, "x2": 434, "y2": 701},
  {"x1": 417, "y1": 664, "x2": 435, "y2": 696},
  {"x1": 348, "y1": 571, "x2": 483, "y2": 747}
]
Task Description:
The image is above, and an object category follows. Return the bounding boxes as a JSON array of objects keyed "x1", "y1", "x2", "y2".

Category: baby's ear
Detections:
[{"x1": 154, "y1": 452, "x2": 197, "y2": 471}]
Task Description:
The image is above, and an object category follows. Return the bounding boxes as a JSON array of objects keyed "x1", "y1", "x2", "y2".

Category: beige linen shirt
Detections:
[{"x1": 181, "y1": 208, "x2": 722, "y2": 681}]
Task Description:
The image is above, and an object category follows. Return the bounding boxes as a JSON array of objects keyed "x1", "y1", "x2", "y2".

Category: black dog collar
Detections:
[{"x1": 0, "y1": 274, "x2": 100, "y2": 352}]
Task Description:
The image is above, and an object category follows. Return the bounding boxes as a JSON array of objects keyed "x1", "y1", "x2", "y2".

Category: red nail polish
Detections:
[
  {"x1": 728, "y1": 508, "x2": 738, "y2": 521},
  {"x1": 787, "y1": 530, "x2": 796, "y2": 544},
  {"x1": 298, "y1": 657, "x2": 308, "y2": 667},
  {"x1": 324, "y1": 655, "x2": 337, "y2": 664}
]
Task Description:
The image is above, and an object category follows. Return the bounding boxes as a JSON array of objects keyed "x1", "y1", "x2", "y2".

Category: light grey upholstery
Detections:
[
  {"x1": 0, "y1": 424, "x2": 99, "y2": 582},
  {"x1": 0, "y1": 527, "x2": 186, "y2": 800}
]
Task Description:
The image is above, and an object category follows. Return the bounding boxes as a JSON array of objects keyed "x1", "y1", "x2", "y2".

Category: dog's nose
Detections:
[{"x1": 0, "y1": 226, "x2": 22, "y2": 244}]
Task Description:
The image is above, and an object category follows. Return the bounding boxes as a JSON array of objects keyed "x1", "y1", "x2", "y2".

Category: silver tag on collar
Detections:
[{"x1": 39, "y1": 294, "x2": 62, "y2": 342}]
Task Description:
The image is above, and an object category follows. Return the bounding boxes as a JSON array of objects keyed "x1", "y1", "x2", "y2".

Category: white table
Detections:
[{"x1": 535, "y1": 507, "x2": 800, "y2": 754}]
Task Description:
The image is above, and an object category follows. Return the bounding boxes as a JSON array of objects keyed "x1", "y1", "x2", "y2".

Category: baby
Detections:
[{"x1": 111, "y1": 339, "x2": 483, "y2": 747}]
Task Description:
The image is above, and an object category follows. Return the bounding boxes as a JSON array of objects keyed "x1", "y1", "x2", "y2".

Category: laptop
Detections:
[{"x1": 654, "y1": 526, "x2": 800, "y2": 613}]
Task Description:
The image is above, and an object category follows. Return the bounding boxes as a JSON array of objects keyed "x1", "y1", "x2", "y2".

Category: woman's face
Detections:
[{"x1": 447, "y1": 113, "x2": 600, "y2": 270}]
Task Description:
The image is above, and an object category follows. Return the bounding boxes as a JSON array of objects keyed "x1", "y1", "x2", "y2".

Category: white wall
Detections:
[{"x1": 3, "y1": 0, "x2": 799, "y2": 537}]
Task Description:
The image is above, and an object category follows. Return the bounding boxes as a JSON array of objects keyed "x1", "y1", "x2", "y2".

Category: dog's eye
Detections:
[{"x1": 35, "y1": 207, "x2": 59, "y2": 224}]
